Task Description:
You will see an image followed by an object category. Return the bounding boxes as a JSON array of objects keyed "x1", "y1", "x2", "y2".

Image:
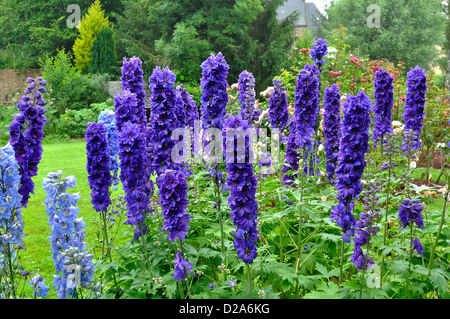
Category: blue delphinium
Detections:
[
  {"x1": 29, "y1": 273, "x2": 50, "y2": 298},
  {"x1": 238, "y1": 70, "x2": 257, "y2": 123},
  {"x1": 282, "y1": 118, "x2": 300, "y2": 187},
  {"x1": 177, "y1": 84, "x2": 199, "y2": 130},
  {"x1": 200, "y1": 52, "x2": 229, "y2": 132},
  {"x1": 117, "y1": 121, "x2": 149, "y2": 238},
  {"x1": 42, "y1": 171, "x2": 93, "y2": 299},
  {"x1": 323, "y1": 84, "x2": 341, "y2": 184},
  {"x1": 121, "y1": 56, "x2": 147, "y2": 129},
  {"x1": 158, "y1": 169, "x2": 190, "y2": 242},
  {"x1": 331, "y1": 91, "x2": 372, "y2": 243},
  {"x1": 0, "y1": 143, "x2": 25, "y2": 297},
  {"x1": 173, "y1": 251, "x2": 194, "y2": 283},
  {"x1": 98, "y1": 109, "x2": 119, "y2": 190},
  {"x1": 310, "y1": 38, "x2": 328, "y2": 73},
  {"x1": 268, "y1": 79, "x2": 289, "y2": 132},
  {"x1": 224, "y1": 115, "x2": 259, "y2": 264},
  {"x1": 351, "y1": 180, "x2": 380, "y2": 270},
  {"x1": 9, "y1": 76, "x2": 47, "y2": 207},
  {"x1": 398, "y1": 198, "x2": 424, "y2": 230},
  {"x1": 401, "y1": 66, "x2": 427, "y2": 154},
  {"x1": 372, "y1": 68, "x2": 394, "y2": 148},
  {"x1": 148, "y1": 66, "x2": 183, "y2": 177},
  {"x1": 412, "y1": 237, "x2": 424, "y2": 256},
  {"x1": 85, "y1": 122, "x2": 112, "y2": 212}
]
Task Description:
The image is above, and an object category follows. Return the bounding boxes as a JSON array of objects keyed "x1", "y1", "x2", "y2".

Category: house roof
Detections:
[{"x1": 276, "y1": 0, "x2": 322, "y2": 29}]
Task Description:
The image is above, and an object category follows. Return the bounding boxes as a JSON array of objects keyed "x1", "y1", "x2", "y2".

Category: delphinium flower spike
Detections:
[
  {"x1": 9, "y1": 76, "x2": 47, "y2": 207},
  {"x1": 323, "y1": 84, "x2": 341, "y2": 184},
  {"x1": 98, "y1": 109, "x2": 119, "y2": 190},
  {"x1": 372, "y1": 68, "x2": 394, "y2": 148},
  {"x1": 238, "y1": 70, "x2": 258, "y2": 124},
  {"x1": 310, "y1": 38, "x2": 328, "y2": 73}
]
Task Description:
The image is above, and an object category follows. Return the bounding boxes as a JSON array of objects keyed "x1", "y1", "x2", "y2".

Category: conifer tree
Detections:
[
  {"x1": 73, "y1": 0, "x2": 110, "y2": 73},
  {"x1": 89, "y1": 26, "x2": 117, "y2": 75}
]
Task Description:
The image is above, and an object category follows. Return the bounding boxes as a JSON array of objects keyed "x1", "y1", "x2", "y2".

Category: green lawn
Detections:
[{"x1": 20, "y1": 139, "x2": 127, "y2": 297}]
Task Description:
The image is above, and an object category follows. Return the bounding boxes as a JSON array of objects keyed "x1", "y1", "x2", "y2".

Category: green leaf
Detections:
[{"x1": 430, "y1": 269, "x2": 449, "y2": 294}]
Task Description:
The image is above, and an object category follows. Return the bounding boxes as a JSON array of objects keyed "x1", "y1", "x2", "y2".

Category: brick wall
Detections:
[{"x1": 0, "y1": 68, "x2": 41, "y2": 105}]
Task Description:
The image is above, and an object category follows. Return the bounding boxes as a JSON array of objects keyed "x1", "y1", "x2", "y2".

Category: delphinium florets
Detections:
[
  {"x1": 42, "y1": 171, "x2": 93, "y2": 299},
  {"x1": 158, "y1": 169, "x2": 190, "y2": 242},
  {"x1": 173, "y1": 251, "x2": 194, "y2": 283},
  {"x1": 98, "y1": 109, "x2": 119, "y2": 190},
  {"x1": 398, "y1": 198, "x2": 424, "y2": 231},
  {"x1": 310, "y1": 38, "x2": 328, "y2": 73},
  {"x1": 351, "y1": 180, "x2": 381, "y2": 270},
  {"x1": 238, "y1": 70, "x2": 258, "y2": 124},
  {"x1": 372, "y1": 68, "x2": 394, "y2": 148},
  {"x1": 401, "y1": 66, "x2": 427, "y2": 155},
  {"x1": 117, "y1": 121, "x2": 149, "y2": 239},
  {"x1": 9, "y1": 76, "x2": 47, "y2": 207},
  {"x1": 323, "y1": 84, "x2": 341, "y2": 184},
  {"x1": 282, "y1": 118, "x2": 300, "y2": 187},
  {"x1": 224, "y1": 115, "x2": 259, "y2": 264},
  {"x1": 29, "y1": 273, "x2": 50, "y2": 298},
  {"x1": 268, "y1": 78, "x2": 289, "y2": 132},
  {"x1": 147, "y1": 66, "x2": 183, "y2": 177},
  {"x1": 331, "y1": 91, "x2": 372, "y2": 243},
  {"x1": 380, "y1": 132, "x2": 399, "y2": 171},
  {"x1": 0, "y1": 143, "x2": 25, "y2": 297},
  {"x1": 85, "y1": 122, "x2": 112, "y2": 212}
]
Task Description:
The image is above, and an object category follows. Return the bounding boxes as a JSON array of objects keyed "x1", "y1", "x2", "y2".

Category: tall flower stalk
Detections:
[
  {"x1": 323, "y1": 84, "x2": 341, "y2": 184},
  {"x1": 372, "y1": 68, "x2": 394, "y2": 150},
  {"x1": 310, "y1": 38, "x2": 328, "y2": 73},
  {"x1": 331, "y1": 91, "x2": 372, "y2": 284},
  {"x1": 0, "y1": 143, "x2": 25, "y2": 298},
  {"x1": 9, "y1": 76, "x2": 47, "y2": 207},
  {"x1": 200, "y1": 52, "x2": 229, "y2": 256},
  {"x1": 98, "y1": 109, "x2": 119, "y2": 190}
]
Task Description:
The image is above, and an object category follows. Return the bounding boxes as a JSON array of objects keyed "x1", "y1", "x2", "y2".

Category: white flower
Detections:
[
  {"x1": 437, "y1": 143, "x2": 447, "y2": 148},
  {"x1": 409, "y1": 161, "x2": 417, "y2": 169},
  {"x1": 392, "y1": 121, "x2": 403, "y2": 128}
]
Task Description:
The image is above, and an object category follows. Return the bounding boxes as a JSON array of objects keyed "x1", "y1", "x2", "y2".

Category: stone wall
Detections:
[{"x1": 0, "y1": 68, "x2": 41, "y2": 105}]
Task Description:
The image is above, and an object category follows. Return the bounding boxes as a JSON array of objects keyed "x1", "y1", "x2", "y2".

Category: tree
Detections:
[
  {"x1": 89, "y1": 26, "x2": 118, "y2": 75},
  {"x1": 319, "y1": 0, "x2": 446, "y2": 72},
  {"x1": 73, "y1": 0, "x2": 111, "y2": 73},
  {"x1": 114, "y1": 0, "x2": 297, "y2": 91},
  {"x1": 444, "y1": 0, "x2": 450, "y2": 95}
]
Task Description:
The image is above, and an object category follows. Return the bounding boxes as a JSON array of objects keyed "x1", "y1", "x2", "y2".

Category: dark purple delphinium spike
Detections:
[
  {"x1": 398, "y1": 198, "x2": 424, "y2": 230},
  {"x1": 310, "y1": 38, "x2": 328, "y2": 73},
  {"x1": 323, "y1": 84, "x2": 341, "y2": 184},
  {"x1": 238, "y1": 70, "x2": 257, "y2": 123},
  {"x1": 380, "y1": 132, "x2": 399, "y2": 171},
  {"x1": 412, "y1": 238, "x2": 424, "y2": 256},
  {"x1": 117, "y1": 119, "x2": 149, "y2": 238},
  {"x1": 158, "y1": 169, "x2": 190, "y2": 242},
  {"x1": 372, "y1": 68, "x2": 394, "y2": 148},
  {"x1": 331, "y1": 91, "x2": 372, "y2": 243},
  {"x1": 401, "y1": 66, "x2": 427, "y2": 155},
  {"x1": 200, "y1": 52, "x2": 229, "y2": 132},
  {"x1": 85, "y1": 122, "x2": 112, "y2": 212},
  {"x1": 268, "y1": 79, "x2": 289, "y2": 131},
  {"x1": 224, "y1": 115, "x2": 259, "y2": 264},
  {"x1": 121, "y1": 56, "x2": 147, "y2": 129},
  {"x1": 9, "y1": 77, "x2": 47, "y2": 207},
  {"x1": 173, "y1": 251, "x2": 194, "y2": 283},
  {"x1": 282, "y1": 118, "x2": 300, "y2": 187},
  {"x1": 351, "y1": 180, "x2": 381, "y2": 270},
  {"x1": 177, "y1": 84, "x2": 199, "y2": 130},
  {"x1": 147, "y1": 66, "x2": 183, "y2": 177}
]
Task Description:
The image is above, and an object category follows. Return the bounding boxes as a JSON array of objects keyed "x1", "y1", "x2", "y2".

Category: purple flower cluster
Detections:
[
  {"x1": 372, "y1": 68, "x2": 394, "y2": 147},
  {"x1": 148, "y1": 66, "x2": 183, "y2": 177},
  {"x1": 173, "y1": 251, "x2": 194, "y2": 283},
  {"x1": 98, "y1": 109, "x2": 119, "y2": 190},
  {"x1": 224, "y1": 115, "x2": 259, "y2": 264},
  {"x1": 9, "y1": 77, "x2": 47, "y2": 207},
  {"x1": 282, "y1": 118, "x2": 300, "y2": 187},
  {"x1": 238, "y1": 70, "x2": 258, "y2": 123},
  {"x1": 177, "y1": 84, "x2": 199, "y2": 129},
  {"x1": 200, "y1": 52, "x2": 229, "y2": 131},
  {"x1": 412, "y1": 237, "x2": 424, "y2": 256},
  {"x1": 351, "y1": 181, "x2": 380, "y2": 270},
  {"x1": 85, "y1": 122, "x2": 112, "y2": 212},
  {"x1": 294, "y1": 66, "x2": 320, "y2": 152},
  {"x1": 117, "y1": 121, "x2": 149, "y2": 234},
  {"x1": 158, "y1": 169, "x2": 190, "y2": 242},
  {"x1": 121, "y1": 56, "x2": 147, "y2": 128},
  {"x1": 310, "y1": 38, "x2": 328, "y2": 72},
  {"x1": 331, "y1": 91, "x2": 372, "y2": 243},
  {"x1": 398, "y1": 198, "x2": 424, "y2": 230},
  {"x1": 401, "y1": 66, "x2": 427, "y2": 154},
  {"x1": 268, "y1": 79, "x2": 289, "y2": 131},
  {"x1": 323, "y1": 84, "x2": 341, "y2": 183}
]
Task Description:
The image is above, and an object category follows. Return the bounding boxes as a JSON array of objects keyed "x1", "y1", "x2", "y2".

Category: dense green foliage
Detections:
[
  {"x1": 89, "y1": 26, "x2": 118, "y2": 75},
  {"x1": 320, "y1": 0, "x2": 446, "y2": 72}
]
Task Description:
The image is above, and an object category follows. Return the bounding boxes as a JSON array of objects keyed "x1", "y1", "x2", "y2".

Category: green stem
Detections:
[
  {"x1": 427, "y1": 176, "x2": 450, "y2": 277},
  {"x1": 338, "y1": 239, "x2": 345, "y2": 286},
  {"x1": 247, "y1": 263, "x2": 252, "y2": 299},
  {"x1": 139, "y1": 219, "x2": 153, "y2": 279},
  {"x1": 295, "y1": 151, "x2": 305, "y2": 275},
  {"x1": 380, "y1": 168, "x2": 391, "y2": 288},
  {"x1": 404, "y1": 225, "x2": 414, "y2": 298}
]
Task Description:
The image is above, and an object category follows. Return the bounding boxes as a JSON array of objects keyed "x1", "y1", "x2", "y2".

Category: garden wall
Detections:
[{"x1": 0, "y1": 68, "x2": 41, "y2": 105}]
